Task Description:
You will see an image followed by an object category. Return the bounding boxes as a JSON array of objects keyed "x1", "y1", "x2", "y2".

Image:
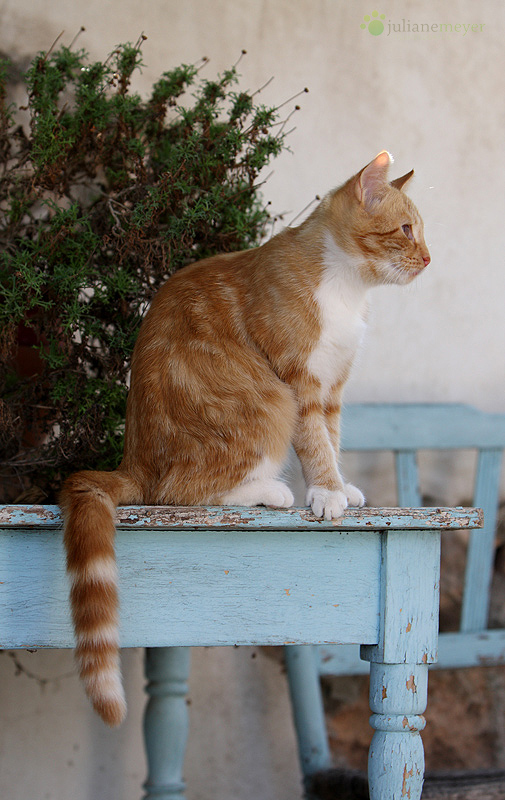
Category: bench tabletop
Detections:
[
  {"x1": 0, "y1": 504, "x2": 483, "y2": 530},
  {"x1": 0, "y1": 504, "x2": 481, "y2": 651}
]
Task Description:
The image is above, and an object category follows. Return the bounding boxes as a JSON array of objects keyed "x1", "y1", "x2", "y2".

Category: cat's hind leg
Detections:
[{"x1": 221, "y1": 457, "x2": 294, "y2": 508}]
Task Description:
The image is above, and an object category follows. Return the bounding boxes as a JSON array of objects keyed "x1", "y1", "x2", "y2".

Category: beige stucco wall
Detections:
[
  {"x1": 1, "y1": 1, "x2": 504, "y2": 798},
  {"x1": 3, "y1": 0, "x2": 504, "y2": 412}
]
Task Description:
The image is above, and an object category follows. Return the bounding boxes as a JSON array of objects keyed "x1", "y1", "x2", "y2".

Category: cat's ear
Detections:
[
  {"x1": 354, "y1": 150, "x2": 392, "y2": 211},
  {"x1": 390, "y1": 169, "x2": 414, "y2": 191}
]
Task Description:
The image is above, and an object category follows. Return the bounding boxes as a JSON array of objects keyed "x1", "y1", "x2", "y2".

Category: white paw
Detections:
[
  {"x1": 222, "y1": 479, "x2": 294, "y2": 509},
  {"x1": 262, "y1": 480, "x2": 295, "y2": 508},
  {"x1": 344, "y1": 482, "x2": 365, "y2": 508},
  {"x1": 306, "y1": 486, "x2": 348, "y2": 520}
]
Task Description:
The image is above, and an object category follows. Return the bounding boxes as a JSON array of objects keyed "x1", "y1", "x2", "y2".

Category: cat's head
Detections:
[{"x1": 330, "y1": 151, "x2": 430, "y2": 285}]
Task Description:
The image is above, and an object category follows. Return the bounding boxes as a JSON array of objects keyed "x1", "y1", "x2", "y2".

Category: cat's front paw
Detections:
[
  {"x1": 307, "y1": 486, "x2": 348, "y2": 520},
  {"x1": 344, "y1": 482, "x2": 365, "y2": 508}
]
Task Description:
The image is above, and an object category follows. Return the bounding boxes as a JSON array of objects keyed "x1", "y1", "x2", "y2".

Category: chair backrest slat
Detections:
[
  {"x1": 461, "y1": 447, "x2": 504, "y2": 632},
  {"x1": 395, "y1": 451, "x2": 422, "y2": 507}
]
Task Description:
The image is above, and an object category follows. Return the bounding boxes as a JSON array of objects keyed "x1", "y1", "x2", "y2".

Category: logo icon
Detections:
[{"x1": 361, "y1": 11, "x2": 386, "y2": 35}]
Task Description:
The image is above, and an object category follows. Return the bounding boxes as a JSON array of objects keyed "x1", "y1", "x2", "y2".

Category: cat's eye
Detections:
[{"x1": 402, "y1": 224, "x2": 414, "y2": 241}]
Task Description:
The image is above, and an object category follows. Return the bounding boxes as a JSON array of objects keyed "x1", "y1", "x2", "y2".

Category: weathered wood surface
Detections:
[
  {"x1": 1, "y1": 506, "x2": 393, "y2": 649},
  {"x1": 0, "y1": 523, "x2": 383, "y2": 648},
  {"x1": 361, "y1": 528, "x2": 441, "y2": 665},
  {"x1": 0, "y1": 505, "x2": 482, "y2": 650},
  {"x1": 0, "y1": 504, "x2": 483, "y2": 530}
]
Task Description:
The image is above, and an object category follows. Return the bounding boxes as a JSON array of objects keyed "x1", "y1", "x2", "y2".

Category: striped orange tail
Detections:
[{"x1": 60, "y1": 470, "x2": 139, "y2": 726}]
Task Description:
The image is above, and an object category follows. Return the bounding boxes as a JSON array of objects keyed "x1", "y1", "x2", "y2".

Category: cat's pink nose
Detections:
[{"x1": 423, "y1": 255, "x2": 431, "y2": 267}]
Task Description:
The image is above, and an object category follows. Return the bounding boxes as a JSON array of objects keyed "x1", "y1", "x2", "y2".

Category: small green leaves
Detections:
[{"x1": 0, "y1": 40, "x2": 291, "y2": 499}]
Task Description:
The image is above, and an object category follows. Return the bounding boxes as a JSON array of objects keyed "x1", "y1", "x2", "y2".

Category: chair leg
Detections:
[
  {"x1": 285, "y1": 645, "x2": 332, "y2": 779},
  {"x1": 142, "y1": 647, "x2": 191, "y2": 800}
]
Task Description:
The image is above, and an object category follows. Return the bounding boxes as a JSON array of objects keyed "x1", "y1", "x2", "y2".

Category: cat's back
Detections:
[
  {"x1": 133, "y1": 248, "x2": 258, "y2": 358},
  {"x1": 132, "y1": 227, "x2": 313, "y2": 360}
]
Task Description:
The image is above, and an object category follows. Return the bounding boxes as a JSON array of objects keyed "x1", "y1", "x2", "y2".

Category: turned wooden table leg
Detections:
[
  {"x1": 362, "y1": 527, "x2": 441, "y2": 800},
  {"x1": 368, "y1": 662, "x2": 428, "y2": 799},
  {"x1": 142, "y1": 647, "x2": 191, "y2": 800}
]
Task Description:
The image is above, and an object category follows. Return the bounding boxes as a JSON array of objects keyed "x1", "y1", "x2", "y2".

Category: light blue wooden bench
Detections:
[
  {"x1": 285, "y1": 402, "x2": 505, "y2": 798},
  {"x1": 0, "y1": 502, "x2": 482, "y2": 800}
]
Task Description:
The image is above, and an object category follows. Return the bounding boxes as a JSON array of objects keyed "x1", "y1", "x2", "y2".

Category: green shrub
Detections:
[{"x1": 0, "y1": 36, "x2": 291, "y2": 501}]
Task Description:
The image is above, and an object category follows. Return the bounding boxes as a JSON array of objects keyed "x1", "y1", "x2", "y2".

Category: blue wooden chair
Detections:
[{"x1": 285, "y1": 403, "x2": 505, "y2": 798}]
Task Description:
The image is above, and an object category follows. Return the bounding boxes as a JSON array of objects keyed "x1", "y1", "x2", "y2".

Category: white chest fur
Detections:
[{"x1": 306, "y1": 236, "x2": 368, "y2": 398}]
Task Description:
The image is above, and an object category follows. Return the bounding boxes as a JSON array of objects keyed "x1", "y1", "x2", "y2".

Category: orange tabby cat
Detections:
[{"x1": 61, "y1": 150, "x2": 430, "y2": 725}]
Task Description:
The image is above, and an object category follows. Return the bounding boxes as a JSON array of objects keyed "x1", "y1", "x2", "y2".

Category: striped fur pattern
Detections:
[{"x1": 60, "y1": 151, "x2": 430, "y2": 725}]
